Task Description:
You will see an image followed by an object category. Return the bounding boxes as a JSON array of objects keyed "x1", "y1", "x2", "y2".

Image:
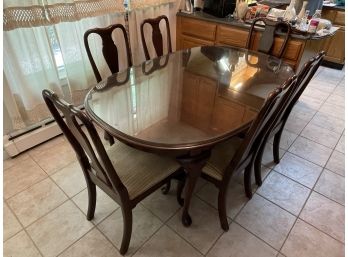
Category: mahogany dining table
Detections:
[{"x1": 84, "y1": 46, "x2": 294, "y2": 227}]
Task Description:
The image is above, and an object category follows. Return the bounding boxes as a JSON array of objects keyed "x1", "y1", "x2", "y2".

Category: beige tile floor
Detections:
[{"x1": 3, "y1": 66, "x2": 345, "y2": 257}]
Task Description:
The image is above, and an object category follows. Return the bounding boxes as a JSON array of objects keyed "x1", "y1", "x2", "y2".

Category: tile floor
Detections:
[{"x1": 3, "y1": 66, "x2": 345, "y2": 257}]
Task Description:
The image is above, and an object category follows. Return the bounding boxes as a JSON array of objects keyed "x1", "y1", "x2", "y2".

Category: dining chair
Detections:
[
  {"x1": 42, "y1": 89, "x2": 185, "y2": 255},
  {"x1": 253, "y1": 51, "x2": 325, "y2": 186},
  {"x1": 84, "y1": 23, "x2": 132, "y2": 83},
  {"x1": 140, "y1": 15, "x2": 172, "y2": 61},
  {"x1": 197, "y1": 82, "x2": 292, "y2": 231},
  {"x1": 246, "y1": 17, "x2": 291, "y2": 58},
  {"x1": 84, "y1": 23, "x2": 132, "y2": 145}
]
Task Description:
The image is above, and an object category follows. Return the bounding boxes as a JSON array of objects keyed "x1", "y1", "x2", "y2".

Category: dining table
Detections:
[{"x1": 84, "y1": 45, "x2": 294, "y2": 227}]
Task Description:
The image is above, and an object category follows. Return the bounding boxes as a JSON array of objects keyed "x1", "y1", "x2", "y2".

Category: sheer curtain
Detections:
[
  {"x1": 3, "y1": 0, "x2": 126, "y2": 131},
  {"x1": 4, "y1": 1, "x2": 63, "y2": 130}
]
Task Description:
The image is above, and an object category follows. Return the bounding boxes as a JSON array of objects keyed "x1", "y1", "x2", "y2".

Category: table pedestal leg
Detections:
[{"x1": 177, "y1": 151, "x2": 210, "y2": 227}]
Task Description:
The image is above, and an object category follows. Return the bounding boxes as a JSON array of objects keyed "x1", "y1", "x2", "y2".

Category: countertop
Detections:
[{"x1": 177, "y1": 11, "x2": 335, "y2": 40}]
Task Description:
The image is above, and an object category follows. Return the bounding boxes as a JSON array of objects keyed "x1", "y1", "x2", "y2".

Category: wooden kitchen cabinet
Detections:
[
  {"x1": 320, "y1": 8, "x2": 345, "y2": 68},
  {"x1": 177, "y1": 14, "x2": 307, "y2": 70}
]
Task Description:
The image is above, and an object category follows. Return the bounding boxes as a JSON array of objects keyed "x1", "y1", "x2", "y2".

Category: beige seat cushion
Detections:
[
  {"x1": 106, "y1": 141, "x2": 180, "y2": 200},
  {"x1": 202, "y1": 137, "x2": 243, "y2": 181}
]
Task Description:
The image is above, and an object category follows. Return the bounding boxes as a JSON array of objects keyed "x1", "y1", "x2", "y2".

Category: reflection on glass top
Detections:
[{"x1": 86, "y1": 46, "x2": 293, "y2": 147}]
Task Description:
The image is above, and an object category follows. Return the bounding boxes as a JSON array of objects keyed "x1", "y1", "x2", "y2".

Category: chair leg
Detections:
[
  {"x1": 254, "y1": 141, "x2": 266, "y2": 187},
  {"x1": 86, "y1": 182, "x2": 96, "y2": 221},
  {"x1": 104, "y1": 131, "x2": 115, "y2": 146},
  {"x1": 176, "y1": 179, "x2": 185, "y2": 206},
  {"x1": 273, "y1": 130, "x2": 283, "y2": 164},
  {"x1": 218, "y1": 188, "x2": 229, "y2": 231},
  {"x1": 244, "y1": 161, "x2": 253, "y2": 199},
  {"x1": 161, "y1": 180, "x2": 171, "y2": 195},
  {"x1": 120, "y1": 208, "x2": 133, "y2": 255}
]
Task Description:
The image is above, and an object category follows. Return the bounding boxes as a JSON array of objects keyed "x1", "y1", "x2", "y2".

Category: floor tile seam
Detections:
[
  {"x1": 203, "y1": 220, "x2": 236, "y2": 257},
  {"x1": 194, "y1": 185, "x2": 250, "y2": 222},
  {"x1": 233, "y1": 219, "x2": 281, "y2": 252},
  {"x1": 315, "y1": 110, "x2": 345, "y2": 121},
  {"x1": 164, "y1": 221, "x2": 210, "y2": 256},
  {"x1": 69, "y1": 191, "x2": 121, "y2": 226},
  {"x1": 279, "y1": 147, "x2": 344, "y2": 253},
  {"x1": 297, "y1": 217, "x2": 345, "y2": 245},
  {"x1": 271, "y1": 169, "x2": 322, "y2": 190},
  {"x1": 53, "y1": 225, "x2": 96, "y2": 257},
  {"x1": 324, "y1": 166, "x2": 345, "y2": 178},
  {"x1": 7, "y1": 172, "x2": 95, "y2": 231},
  {"x1": 4, "y1": 175, "x2": 50, "y2": 203},
  {"x1": 285, "y1": 147, "x2": 332, "y2": 169},
  {"x1": 299, "y1": 94, "x2": 329, "y2": 107},
  {"x1": 167, "y1": 200, "x2": 237, "y2": 256},
  {"x1": 130, "y1": 213, "x2": 203, "y2": 257},
  {"x1": 4, "y1": 156, "x2": 85, "y2": 201},
  {"x1": 10, "y1": 198, "x2": 71, "y2": 231},
  {"x1": 277, "y1": 178, "x2": 314, "y2": 253},
  {"x1": 254, "y1": 192, "x2": 300, "y2": 218},
  {"x1": 311, "y1": 189, "x2": 345, "y2": 207},
  {"x1": 289, "y1": 133, "x2": 337, "y2": 152},
  {"x1": 3, "y1": 153, "x2": 35, "y2": 171},
  {"x1": 5, "y1": 201, "x2": 47, "y2": 257},
  {"x1": 300, "y1": 117, "x2": 344, "y2": 136},
  {"x1": 138, "y1": 194, "x2": 180, "y2": 223},
  {"x1": 306, "y1": 117, "x2": 345, "y2": 135}
]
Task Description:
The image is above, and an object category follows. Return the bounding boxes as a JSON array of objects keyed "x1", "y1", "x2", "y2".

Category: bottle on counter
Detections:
[
  {"x1": 308, "y1": 9, "x2": 321, "y2": 33},
  {"x1": 299, "y1": 9, "x2": 310, "y2": 31},
  {"x1": 284, "y1": 0, "x2": 297, "y2": 21}
]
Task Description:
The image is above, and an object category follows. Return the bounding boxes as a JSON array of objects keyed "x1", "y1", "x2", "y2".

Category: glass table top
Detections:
[{"x1": 85, "y1": 46, "x2": 294, "y2": 149}]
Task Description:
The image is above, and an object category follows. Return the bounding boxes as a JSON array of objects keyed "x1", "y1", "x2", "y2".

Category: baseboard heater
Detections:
[
  {"x1": 4, "y1": 105, "x2": 85, "y2": 158},
  {"x1": 4, "y1": 121, "x2": 63, "y2": 158}
]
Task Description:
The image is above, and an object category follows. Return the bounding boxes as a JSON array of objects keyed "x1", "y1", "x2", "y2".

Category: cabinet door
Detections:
[
  {"x1": 179, "y1": 35, "x2": 215, "y2": 50},
  {"x1": 216, "y1": 25, "x2": 249, "y2": 48},
  {"x1": 322, "y1": 28, "x2": 345, "y2": 64}
]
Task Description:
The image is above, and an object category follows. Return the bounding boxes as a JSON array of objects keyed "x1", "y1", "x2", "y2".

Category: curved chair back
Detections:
[
  {"x1": 140, "y1": 15, "x2": 172, "y2": 60},
  {"x1": 42, "y1": 90, "x2": 128, "y2": 200},
  {"x1": 246, "y1": 17, "x2": 291, "y2": 58},
  {"x1": 84, "y1": 24, "x2": 132, "y2": 82},
  {"x1": 223, "y1": 75, "x2": 297, "y2": 183}
]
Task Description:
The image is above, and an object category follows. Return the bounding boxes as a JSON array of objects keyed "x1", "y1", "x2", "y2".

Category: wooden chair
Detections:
[
  {"x1": 84, "y1": 23, "x2": 132, "y2": 83},
  {"x1": 42, "y1": 90, "x2": 185, "y2": 255},
  {"x1": 253, "y1": 51, "x2": 326, "y2": 186},
  {"x1": 198, "y1": 82, "x2": 293, "y2": 231},
  {"x1": 140, "y1": 15, "x2": 172, "y2": 60},
  {"x1": 246, "y1": 17, "x2": 291, "y2": 58},
  {"x1": 84, "y1": 24, "x2": 132, "y2": 145}
]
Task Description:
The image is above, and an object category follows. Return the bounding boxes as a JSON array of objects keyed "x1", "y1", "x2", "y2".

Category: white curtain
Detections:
[
  {"x1": 3, "y1": 0, "x2": 127, "y2": 131},
  {"x1": 4, "y1": 0, "x2": 63, "y2": 129}
]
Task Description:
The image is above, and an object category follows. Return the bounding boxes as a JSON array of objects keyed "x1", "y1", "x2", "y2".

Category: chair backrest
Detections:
[
  {"x1": 84, "y1": 24, "x2": 132, "y2": 83},
  {"x1": 246, "y1": 17, "x2": 291, "y2": 58},
  {"x1": 223, "y1": 75, "x2": 297, "y2": 182},
  {"x1": 277, "y1": 51, "x2": 325, "y2": 125},
  {"x1": 42, "y1": 90, "x2": 129, "y2": 200},
  {"x1": 140, "y1": 15, "x2": 172, "y2": 61}
]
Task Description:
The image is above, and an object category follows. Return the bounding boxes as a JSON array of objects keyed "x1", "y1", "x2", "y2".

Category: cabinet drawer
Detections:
[
  {"x1": 216, "y1": 25, "x2": 249, "y2": 47},
  {"x1": 334, "y1": 11, "x2": 345, "y2": 26},
  {"x1": 180, "y1": 35, "x2": 214, "y2": 50},
  {"x1": 181, "y1": 18, "x2": 217, "y2": 41}
]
